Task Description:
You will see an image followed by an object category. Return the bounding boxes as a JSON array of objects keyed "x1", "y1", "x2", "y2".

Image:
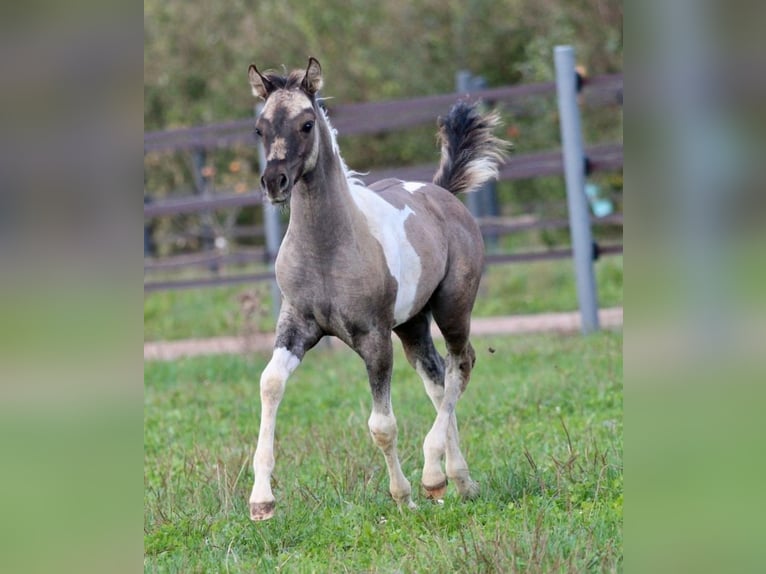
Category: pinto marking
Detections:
[
  {"x1": 348, "y1": 179, "x2": 422, "y2": 326},
  {"x1": 249, "y1": 347, "x2": 300, "y2": 520},
  {"x1": 245, "y1": 57, "x2": 508, "y2": 520},
  {"x1": 368, "y1": 410, "x2": 415, "y2": 507},
  {"x1": 402, "y1": 181, "x2": 426, "y2": 193}
]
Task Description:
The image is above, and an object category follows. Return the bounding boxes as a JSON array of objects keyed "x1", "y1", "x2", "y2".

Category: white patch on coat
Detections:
[
  {"x1": 348, "y1": 180, "x2": 421, "y2": 325},
  {"x1": 402, "y1": 181, "x2": 426, "y2": 193},
  {"x1": 267, "y1": 137, "x2": 287, "y2": 161}
]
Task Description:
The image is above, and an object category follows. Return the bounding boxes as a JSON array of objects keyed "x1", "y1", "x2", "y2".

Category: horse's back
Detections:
[
  {"x1": 369, "y1": 179, "x2": 477, "y2": 227},
  {"x1": 368, "y1": 177, "x2": 484, "y2": 287}
]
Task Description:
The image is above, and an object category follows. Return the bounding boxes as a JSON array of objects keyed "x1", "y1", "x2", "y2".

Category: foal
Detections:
[{"x1": 247, "y1": 57, "x2": 508, "y2": 521}]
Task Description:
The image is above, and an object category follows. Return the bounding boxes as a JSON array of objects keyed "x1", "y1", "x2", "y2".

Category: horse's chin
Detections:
[{"x1": 268, "y1": 192, "x2": 291, "y2": 206}]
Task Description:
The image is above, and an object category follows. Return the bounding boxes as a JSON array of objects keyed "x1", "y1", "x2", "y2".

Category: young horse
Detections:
[{"x1": 247, "y1": 57, "x2": 508, "y2": 521}]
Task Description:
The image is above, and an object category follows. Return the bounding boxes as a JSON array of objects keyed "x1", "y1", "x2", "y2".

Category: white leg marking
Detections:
[
  {"x1": 416, "y1": 361, "x2": 444, "y2": 410},
  {"x1": 250, "y1": 347, "x2": 300, "y2": 518},
  {"x1": 417, "y1": 362, "x2": 448, "y2": 490},
  {"x1": 419, "y1": 358, "x2": 478, "y2": 499},
  {"x1": 418, "y1": 364, "x2": 469, "y2": 481},
  {"x1": 368, "y1": 410, "x2": 416, "y2": 509}
]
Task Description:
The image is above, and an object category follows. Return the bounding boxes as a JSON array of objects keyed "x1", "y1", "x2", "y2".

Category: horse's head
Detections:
[{"x1": 248, "y1": 57, "x2": 323, "y2": 204}]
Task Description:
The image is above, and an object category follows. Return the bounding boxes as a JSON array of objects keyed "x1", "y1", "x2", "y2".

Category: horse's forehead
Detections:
[{"x1": 262, "y1": 90, "x2": 313, "y2": 122}]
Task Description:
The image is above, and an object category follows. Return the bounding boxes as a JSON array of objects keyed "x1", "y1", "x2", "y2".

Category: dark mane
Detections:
[{"x1": 261, "y1": 69, "x2": 308, "y2": 92}]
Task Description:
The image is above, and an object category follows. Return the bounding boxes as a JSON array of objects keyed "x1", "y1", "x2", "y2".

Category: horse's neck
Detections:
[{"x1": 286, "y1": 145, "x2": 361, "y2": 253}]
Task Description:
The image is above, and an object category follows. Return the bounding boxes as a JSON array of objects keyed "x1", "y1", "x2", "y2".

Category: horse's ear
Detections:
[
  {"x1": 248, "y1": 64, "x2": 274, "y2": 100},
  {"x1": 301, "y1": 57, "x2": 323, "y2": 96}
]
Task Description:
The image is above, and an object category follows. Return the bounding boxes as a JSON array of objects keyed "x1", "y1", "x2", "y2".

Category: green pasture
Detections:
[
  {"x1": 144, "y1": 331, "x2": 622, "y2": 572},
  {"x1": 144, "y1": 255, "x2": 622, "y2": 341}
]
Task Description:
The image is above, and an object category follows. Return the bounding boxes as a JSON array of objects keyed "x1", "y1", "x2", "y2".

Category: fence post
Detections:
[
  {"x1": 255, "y1": 103, "x2": 283, "y2": 321},
  {"x1": 144, "y1": 195, "x2": 155, "y2": 257},
  {"x1": 554, "y1": 45, "x2": 600, "y2": 334},
  {"x1": 191, "y1": 147, "x2": 219, "y2": 273}
]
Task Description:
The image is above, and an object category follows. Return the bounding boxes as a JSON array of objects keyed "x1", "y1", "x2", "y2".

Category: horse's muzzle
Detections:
[{"x1": 261, "y1": 168, "x2": 292, "y2": 204}]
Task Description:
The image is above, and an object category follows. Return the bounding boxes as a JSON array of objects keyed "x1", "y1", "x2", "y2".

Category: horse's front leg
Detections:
[
  {"x1": 249, "y1": 309, "x2": 322, "y2": 521},
  {"x1": 357, "y1": 331, "x2": 417, "y2": 511}
]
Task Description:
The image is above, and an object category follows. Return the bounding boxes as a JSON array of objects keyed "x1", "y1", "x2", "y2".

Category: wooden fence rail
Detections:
[
  {"x1": 144, "y1": 73, "x2": 622, "y2": 292},
  {"x1": 144, "y1": 74, "x2": 622, "y2": 153},
  {"x1": 143, "y1": 143, "x2": 622, "y2": 219}
]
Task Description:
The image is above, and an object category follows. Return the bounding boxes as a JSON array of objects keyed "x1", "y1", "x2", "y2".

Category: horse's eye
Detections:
[
  {"x1": 253, "y1": 127, "x2": 262, "y2": 138},
  {"x1": 301, "y1": 121, "x2": 314, "y2": 134}
]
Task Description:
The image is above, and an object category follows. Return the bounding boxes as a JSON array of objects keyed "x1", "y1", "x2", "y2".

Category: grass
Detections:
[
  {"x1": 144, "y1": 331, "x2": 622, "y2": 572},
  {"x1": 144, "y1": 255, "x2": 623, "y2": 341}
]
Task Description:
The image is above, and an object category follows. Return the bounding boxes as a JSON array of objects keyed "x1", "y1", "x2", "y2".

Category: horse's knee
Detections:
[
  {"x1": 368, "y1": 411, "x2": 397, "y2": 449},
  {"x1": 260, "y1": 366, "x2": 287, "y2": 403},
  {"x1": 260, "y1": 347, "x2": 299, "y2": 401}
]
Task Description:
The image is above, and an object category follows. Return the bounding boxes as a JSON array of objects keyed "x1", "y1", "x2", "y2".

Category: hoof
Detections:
[
  {"x1": 456, "y1": 478, "x2": 480, "y2": 500},
  {"x1": 394, "y1": 496, "x2": 418, "y2": 511},
  {"x1": 250, "y1": 501, "x2": 276, "y2": 521},
  {"x1": 423, "y1": 479, "x2": 448, "y2": 500}
]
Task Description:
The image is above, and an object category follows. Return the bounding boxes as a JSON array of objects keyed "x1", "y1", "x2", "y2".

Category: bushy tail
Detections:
[{"x1": 432, "y1": 101, "x2": 510, "y2": 195}]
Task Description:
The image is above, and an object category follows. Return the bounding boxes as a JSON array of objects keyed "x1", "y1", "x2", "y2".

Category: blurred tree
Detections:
[
  {"x1": 144, "y1": 0, "x2": 622, "y2": 254},
  {"x1": 145, "y1": 0, "x2": 621, "y2": 128}
]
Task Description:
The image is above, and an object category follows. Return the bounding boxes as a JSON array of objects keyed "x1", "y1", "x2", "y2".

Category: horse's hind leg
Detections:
[{"x1": 397, "y1": 312, "x2": 479, "y2": 500}]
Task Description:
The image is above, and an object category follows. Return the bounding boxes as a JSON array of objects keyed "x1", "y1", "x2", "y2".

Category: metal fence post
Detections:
[
  {"x1": 554, "y1": 45, "x2": 600, "y2": 334},
  {"x1": 255, "y1": 103, "x2": 282, "y2": 321}
]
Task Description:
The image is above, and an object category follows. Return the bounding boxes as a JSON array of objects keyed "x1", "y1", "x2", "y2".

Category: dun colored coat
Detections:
[{"x1": 246, "y1": 57, "x2": 508, "y2": 521}]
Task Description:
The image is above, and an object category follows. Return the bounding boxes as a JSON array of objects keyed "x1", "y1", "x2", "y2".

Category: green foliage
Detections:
[
  {"x1": 144, "y1": 277, "x2": 275, "y2": 340},
  {"x1": 144, "y1": 0, "x2": 622, "y2": 259},
  {"x1": 475, "y1": 255, "x2": 623, "y2": 317},
  {"x1": 144, "y1": 0, "x2": 621, "y2": 130},
  {"x1": 144, "y1": 331, "x2": 622, "y2": 571}
]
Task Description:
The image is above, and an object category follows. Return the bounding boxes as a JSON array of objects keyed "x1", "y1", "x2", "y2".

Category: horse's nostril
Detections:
[
  {"x1": 279, "y1": 173, "x2": 288, "y2": 190},
  {"x1": 260, "y1": 175, "x2": 266, "y2": 189}
]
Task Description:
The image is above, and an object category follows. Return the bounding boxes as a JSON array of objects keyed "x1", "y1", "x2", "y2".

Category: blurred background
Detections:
[{"x1": 3, "y1": 0, "x2": 764, "y2": 571}]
